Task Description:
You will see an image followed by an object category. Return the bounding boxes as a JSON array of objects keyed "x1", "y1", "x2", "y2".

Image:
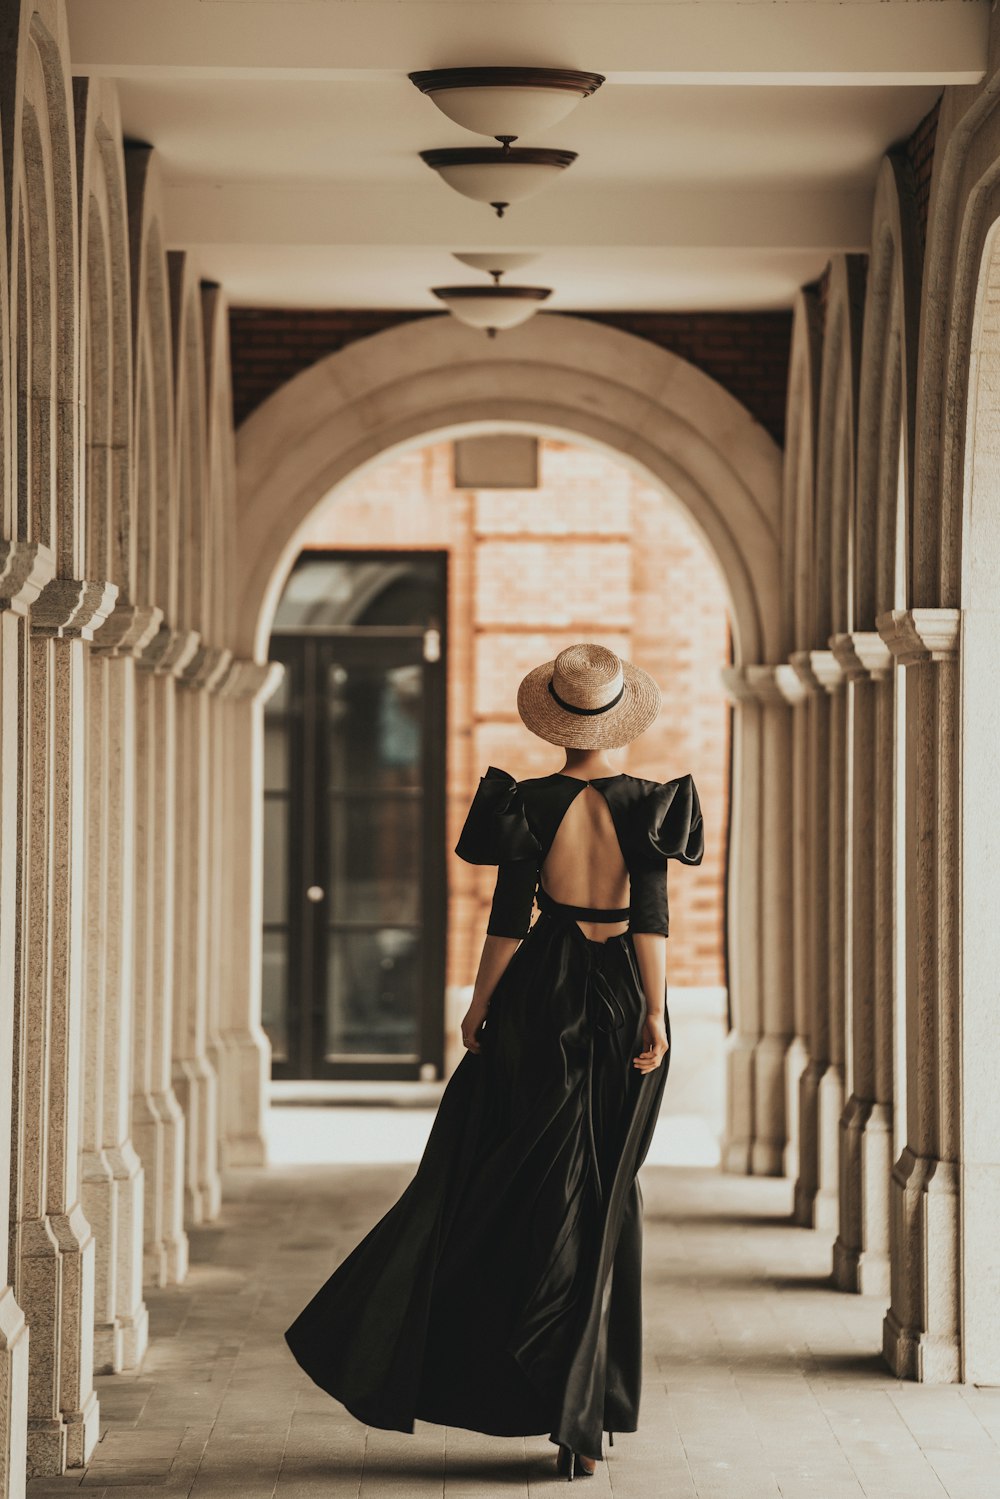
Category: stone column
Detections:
[
  {"x1": 879, "y1": 608, "x2": 961, "y2": 1382},
  {"x1": 17, "y1": 577, "x2": 116, "y2": 1473},
  {"x1": 0, "y1": 541, "x2": 52, "y2": 1499},
  {"x1": 216, "y1": 659, "x2": 283, "y2": 1168},
  {"x1": 790, "y1": 647, "x2": 844, "y2": 1231},
  {"x1": 719, "y1": 668, "x2": 762, "y2": 1174},
  {"x1": 773, "y1": 664, "x2": 809, "y2": 1179},
  {"x1": 80, "y1": 603, "x2": 162, "y2": 1372},
  {"x1": 172, "y1": 645, "x2": 230, "y2": 1223},
  {"x1": 831, "y1": 631, "x2": 895, "y2": 1294},
  {"x1": 743, "y1": 665, "x2": 797, "y2": 1176},
  {"x1": 131, "y1": 624, "x2": 198, "y2": 1286}
]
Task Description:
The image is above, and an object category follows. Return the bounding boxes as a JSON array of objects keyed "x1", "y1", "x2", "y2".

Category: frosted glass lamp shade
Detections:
[
  {"x1": 409, "y1": 69, "x2": 604, "y2": 142},
  {"x1": 420, "y1": 148, "x2": 577, "y2": 217},
  {"x1": 431, "y1": 285, "x2": 552, "y2": 332}
]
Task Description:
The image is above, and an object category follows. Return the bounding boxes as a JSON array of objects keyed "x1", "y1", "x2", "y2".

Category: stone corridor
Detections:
[{"x1": 24, "y1": 1145, "x2": 1000, "y2": 1499}]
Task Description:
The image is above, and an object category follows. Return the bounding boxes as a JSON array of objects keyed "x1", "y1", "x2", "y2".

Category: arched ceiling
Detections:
[{"x1": 68, "y1": 0, "x2": 985, "y2": 312}]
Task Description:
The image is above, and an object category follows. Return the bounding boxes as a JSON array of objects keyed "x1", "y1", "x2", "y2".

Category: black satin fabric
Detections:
[{"x1": 284, "y1": 900, "x2": 670, "y2": 1462}]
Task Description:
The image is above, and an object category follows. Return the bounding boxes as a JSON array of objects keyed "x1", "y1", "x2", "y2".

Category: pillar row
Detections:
[
  {"x1": 217, "y1": 659, "x2": 283, "y2": 1168},
  {"x1": 0, "y1": 541, "x2": 53, "y2": 1499},
  {"x1": 16, "y1": 576, "x2": 116, "y2": 1474},
  {"x1": 719, "y1": 663, "x2": 795, "y2": 1177},
  {"x1": 790, "y1": 647, "x2": 846, "y2": 1233},
  {"x1": 131, "y1": 624, "x2": 199, "y2": 1288},
  {"x1": 878, "y1": 607, "x2": 962, "y2": 1383},
  {"x1": 831, "y1": 630, "x2": 896, "y2": 1296}
]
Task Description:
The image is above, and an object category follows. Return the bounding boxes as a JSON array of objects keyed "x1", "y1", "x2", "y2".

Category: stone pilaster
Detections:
[
  {"x1": 79, "y1": 604, "x2": 162, "y2": 1374},
  {"x1": 731, "y1": 664, "x2": 797, "y2": 1176},
  {"x1": 878, "y1": 608, "x2": 961, "y2": 1382},
  {"x1": 0, "y1": 542, "x2": 52, "y2": 1499},
  {"x1": 173, "y1": 644, "x2": 231, "y2": 1224},
  {"x1": 718, "y1": 665, "x2": 762, "y2": 1174},
  {"x1": 789, "y1": 648, "x2": 844, "y2": 1232},
  {"x1": 17, "y1": 579, "x2": 115, "y2": 1473},
  {"x1": 131, "y1": 625, "x2": 198, "y2": 1287},
  {"x1": 830, "y1": 631, "x2": 895, "y2": 1295},
  {"x1": 772, "y1": 663, "x2": 809, "y2": 1179},
  {"x1": 217, "y1": 659, "x2": 284, "y2": 1168}
]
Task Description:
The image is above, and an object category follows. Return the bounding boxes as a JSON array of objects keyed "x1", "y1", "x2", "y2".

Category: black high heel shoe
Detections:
[{"x1": 555, "y1": 1445, "x2": 597, "y2": 1480}]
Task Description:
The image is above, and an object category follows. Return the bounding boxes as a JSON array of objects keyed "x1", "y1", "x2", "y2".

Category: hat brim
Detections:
[{"x1": 516, "y1": 657, "x2": 662, "y2": 750}]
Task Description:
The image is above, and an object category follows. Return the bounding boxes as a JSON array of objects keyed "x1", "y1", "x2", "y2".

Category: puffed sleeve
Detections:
[
  {"x1": 454, "y1": 767, "x2": 542, "y2": 939},
  {"x1": 628, "y1": 773, "x2": 704, "y2": 936}
]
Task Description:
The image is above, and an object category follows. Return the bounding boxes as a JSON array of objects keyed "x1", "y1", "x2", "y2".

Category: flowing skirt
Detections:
[{"x1": 284, "y1": 908, "x2": 670, "y2": 1462}]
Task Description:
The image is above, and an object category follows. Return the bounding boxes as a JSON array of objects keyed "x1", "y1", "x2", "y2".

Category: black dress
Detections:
[{"x1": 284, "y1": 767, "x2": 704, "y2": 1463}]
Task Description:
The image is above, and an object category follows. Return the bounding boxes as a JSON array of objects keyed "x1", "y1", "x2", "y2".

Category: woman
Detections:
[{"x1": 284, "y1": 642, "x2": 704, "y2": 1480}]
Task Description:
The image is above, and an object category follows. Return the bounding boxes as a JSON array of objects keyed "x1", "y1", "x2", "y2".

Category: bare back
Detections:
[{"x1": 539, "y1": 783, "x2": 630, "y2": 941}]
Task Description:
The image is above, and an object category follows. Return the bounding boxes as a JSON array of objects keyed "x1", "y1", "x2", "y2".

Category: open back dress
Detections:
[{"x1": 284, "y1": 766, "x2": 704, "y2": 1463}]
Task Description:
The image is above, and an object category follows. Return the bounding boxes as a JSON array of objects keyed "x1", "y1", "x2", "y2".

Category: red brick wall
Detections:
[
  {"x1": 298, "y1": 437, "x2": 730, "y2": 1070},
  {"x1": 230, "y1": 307, "x2": 791, "y2": 443}
]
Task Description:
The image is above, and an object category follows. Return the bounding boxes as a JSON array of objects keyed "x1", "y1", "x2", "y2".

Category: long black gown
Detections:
[{"x1": 284, "y1": 766, "x2": 704, "y2": 1463}]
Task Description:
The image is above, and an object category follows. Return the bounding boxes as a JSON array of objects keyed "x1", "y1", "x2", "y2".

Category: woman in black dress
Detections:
[{"x1": 285, "y1": 642, "x2": 704, "y2": 1480}]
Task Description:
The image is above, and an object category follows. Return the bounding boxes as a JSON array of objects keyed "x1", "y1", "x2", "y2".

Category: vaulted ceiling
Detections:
[{"x1": 69, "y1": 0, "x2": 987, "y2": 311}]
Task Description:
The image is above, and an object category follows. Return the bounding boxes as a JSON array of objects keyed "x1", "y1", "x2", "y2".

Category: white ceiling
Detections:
[{"x1": 69, "y1": 0, "x2": 987, "y2": 312}]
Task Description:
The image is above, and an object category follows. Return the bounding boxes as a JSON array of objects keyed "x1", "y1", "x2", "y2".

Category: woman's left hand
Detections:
[
  {"x1": 460, "y1": 1002, "x2": 489, "y2": 1054},
  {"x1": 633, "y1": 1013, "x2": 669, "y2": 1073}
]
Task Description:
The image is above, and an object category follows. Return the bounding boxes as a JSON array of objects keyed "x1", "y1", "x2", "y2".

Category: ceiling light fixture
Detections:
[
  {"x1": 431, "y1": 284, "x2": 552, "y2": 337},
  {"x1": 419, "y1": 147, "x2": 576, "y2": 218},
  {"x1": 452, "y1": 251, "x2": 539, "y2": 282},
  {"x1": 409, "y1": 68, "x2": 604, "y2": 147}
]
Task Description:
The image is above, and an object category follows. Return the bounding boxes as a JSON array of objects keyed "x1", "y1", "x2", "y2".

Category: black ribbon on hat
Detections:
[{"x1": 548, "y1": 677, "x2": 626, "y2": 716}]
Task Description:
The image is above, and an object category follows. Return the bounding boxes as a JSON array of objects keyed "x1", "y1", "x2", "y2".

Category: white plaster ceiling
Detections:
[{"x1": 70, "y1": 0, "x2": 988, "y2": 312}]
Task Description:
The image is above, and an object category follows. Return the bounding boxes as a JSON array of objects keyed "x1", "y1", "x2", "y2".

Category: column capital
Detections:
[
  {"x1": 31, "y1": 577, "x2": 118, "y2": 640},
  {"x1": 719, "y1": 665, "x2": 757, "y2": 704},
  {"x1": 744, "y1": 664, "x2": 800, "y2": 707},
  {"x1": 220, "y1": 657, "x2": 285, "y2": 704},
  {"x1": 140, "y1": 623, "x2": 201, "y2": 677},
  {"x1": 91, "y1": 602, "x2": 164, "y2": 659},
  {"x1": 0, "y1": 539, "x2": 55, "y2": 615},
  {"x1": 179, "y1": 644, "x2": 233, "y2": 695},
  {"x1": 789, "y1": 647, "x2": 845, "y2": 693},
  {"x1": 830, "y1": 630, "x2": 894, "y2": 681},
  {"x1": 876, "y1": 608, "x2": 961, "y2": 665}
]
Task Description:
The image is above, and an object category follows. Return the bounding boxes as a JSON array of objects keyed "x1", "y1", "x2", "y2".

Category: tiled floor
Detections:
[{"x1": 27, "y1": 1152, "x2": 1000, "y2": 1498}]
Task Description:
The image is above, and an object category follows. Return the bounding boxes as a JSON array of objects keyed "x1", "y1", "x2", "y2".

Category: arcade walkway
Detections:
[{"x1": 24, "y1": 1152, "x2": 1000, "y2": 1499}]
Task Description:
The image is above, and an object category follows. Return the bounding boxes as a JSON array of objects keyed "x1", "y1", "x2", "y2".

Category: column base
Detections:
[
  {"x1": 150, "y1": 1086, "x2": 189, "y2": 1284},
  {"x1": 721, "y1": 1030, "x2": 757, "y2": 1174},
  {"x1": 750, "y1": 1034, "x2": 792, "y2": 1177},
  {"x1": 106, "y1": 1141, "x2": 148, "y2": 1371},
  {"x1": 81, "y1": 1147, "x2": 122, "y2": 1373},
  {"x1": 219, "y1": 1026, "x2": 270, "y2": 1168},
  {"x1": 793, "y1": 1059, "x2": 841, "y2": 1231},
  {"x1": 832, "y1": 1096, "x2": 892, "y2": 1295},
  {"x1": 883, "y1": 1148, "x2": 960, "y2": 1382},
  {"x1": 63, "y1": 1390, "x2": 100, "y2": 1470},
  {"x1": 0, "y1": 1284, "x2": 29, "y2": 1499},
  {"x1": 173, "y1": 1055, "x2": 221, "y2": 1225},
  {"x1": 26, "y1": 1419, "x2": 66, "y2": 1480},
  {"x1": 783, "y1": 1034, "x2": 808, "y2": 1179},
  {"x1": 48, "y1": 1204, "x2": 98, "y2": 1468}
]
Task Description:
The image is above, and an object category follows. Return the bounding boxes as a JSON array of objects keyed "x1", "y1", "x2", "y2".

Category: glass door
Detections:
[{"x1": 262, "y1": 553, "x2": 446, "y2": 1080}]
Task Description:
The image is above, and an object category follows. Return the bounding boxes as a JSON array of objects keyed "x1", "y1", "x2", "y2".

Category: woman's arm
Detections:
[
  {"x1": 460, "y1": 934, "x2": 521, "y2": 1053},
  {"x1": 632, "y1": 931, "x2": 669, "y2": 1075}
]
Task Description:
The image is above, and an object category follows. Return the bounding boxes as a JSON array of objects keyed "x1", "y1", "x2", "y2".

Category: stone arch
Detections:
[
  {"x1": 856, "y1": 155, "x2": 922, "y2": 623},
  {"x1": 815, "y1": 256, "x2": 865, "y2": 642},
  {"x1": 168, "y1": 252, "x2": 208, "y2": 638},
  {"x1": 125, "y1": 146, "x2": 175, "y2": 620},
  {"x1": 784, "y1": 289, "x2": 822, "y2": 659},
  {"x1": 233, "y1": 315, "x2": 782, "y2": 667},
  {"x1": 75, "y1": 77, "x2": 132, "y2": 594}
]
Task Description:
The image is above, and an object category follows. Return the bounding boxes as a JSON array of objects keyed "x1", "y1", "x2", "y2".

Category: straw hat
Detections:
[{"x1": 516, "y1": 642, "x2": 661, "y2": 750}]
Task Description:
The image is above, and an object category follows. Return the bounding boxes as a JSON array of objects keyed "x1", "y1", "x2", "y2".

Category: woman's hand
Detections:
[
  {"x1": 461, "y1": 1000, "x2": 489, "y2": 1054},
  {"x1": 633, "y1": 1013, "x2": 669, "y2": 1074}
]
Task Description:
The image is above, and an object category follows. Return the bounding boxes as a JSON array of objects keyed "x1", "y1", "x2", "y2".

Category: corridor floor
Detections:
[{"x1": 26, "y1": 1157, "x2": 1000, "y2": 1499}]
